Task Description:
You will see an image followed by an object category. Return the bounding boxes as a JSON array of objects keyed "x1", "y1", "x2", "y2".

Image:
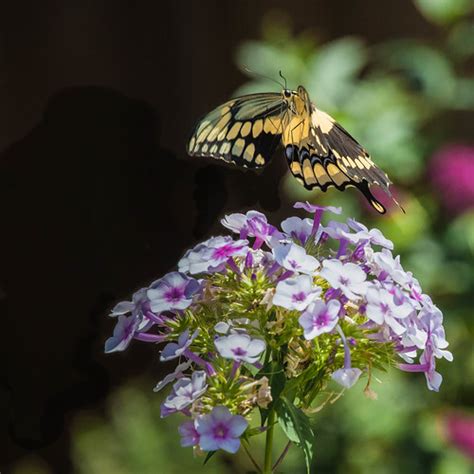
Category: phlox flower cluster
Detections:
[{"x1": 105, "y1": 202, "x2": 452, "y2": 457}]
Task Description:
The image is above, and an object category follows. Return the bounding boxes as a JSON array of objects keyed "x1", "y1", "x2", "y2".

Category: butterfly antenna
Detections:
[
  {"x1": 242, "y1": 66, "x2": 285, "y2": 89},
  {"x1": 279, "y1": 70, "x2": 288, "y2": 90}
]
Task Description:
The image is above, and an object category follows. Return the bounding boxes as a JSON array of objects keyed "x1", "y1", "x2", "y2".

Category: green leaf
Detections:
[
  {"x1": 258, "y1": 359, "x2": 286, "y2": 425},
  {"x1": 276, "y1": 397, "x2": 315, "y2": 473},
  {"x1": 376, "y1": 41, "x2": 456, "y2": 106},
  {"x1": 305, "y1": 37, "x2": 368, "y2": 109},
  {"x1": 414, "y1": 0, "x2": 473, "y2": 25},
  {"x1": 203, "y1": 451, "x2": 217, "y2": 465}
]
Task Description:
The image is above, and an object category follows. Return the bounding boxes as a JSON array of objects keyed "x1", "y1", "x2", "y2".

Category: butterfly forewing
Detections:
[{"x1": 188, "y1": 93, "x2": 286, "y2": 169}]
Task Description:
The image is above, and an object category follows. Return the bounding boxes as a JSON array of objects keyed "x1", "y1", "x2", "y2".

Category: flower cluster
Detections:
[{"x1": 105, "y1": 202, "x2": 452, "y2": 461}]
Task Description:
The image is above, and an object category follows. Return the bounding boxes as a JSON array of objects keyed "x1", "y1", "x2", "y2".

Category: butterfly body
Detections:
[{"x1": 188, "y1": 85, "x2": 396, "y2": 214}]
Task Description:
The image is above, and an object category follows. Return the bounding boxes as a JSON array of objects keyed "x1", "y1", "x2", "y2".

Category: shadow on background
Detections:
[{"x1": 0, "y1": 85, "x2": 284, "y2": 472}]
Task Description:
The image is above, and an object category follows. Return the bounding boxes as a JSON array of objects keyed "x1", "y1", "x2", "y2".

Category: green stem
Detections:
[
  {"x1": 263, "y1": 409, "x2": 276, "y2": 473},
  {"x1": 272, "y1": 441, "x2": 291, "y2": 472},
  {"x1": 243, "y1": 440, "x2": 262, "y2": 473}
]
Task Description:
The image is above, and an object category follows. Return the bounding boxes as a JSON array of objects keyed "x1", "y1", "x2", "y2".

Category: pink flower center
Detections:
[
  {"x1": 292, "y1": 291, "x2": 307, "y2": 303},
  {"x1": 314, "y1": 311, "x2": 329, "y2": 328},
  {"x1": 232, "y1": 347, "x2": 247, "y2": 356},
  {"x1": 165, "y1": 286, "x2": 184, "y2": 303},
  {"x1": 213, "y1": 244, "x2": 238, "y2": 260},
  {"x1": 213, "y1": 423, "x2": 229, "y2": 440}
]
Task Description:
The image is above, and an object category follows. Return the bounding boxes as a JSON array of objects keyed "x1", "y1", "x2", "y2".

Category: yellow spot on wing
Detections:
[
  {"x1": 313, "y1": 163, "x2": 331, "y2": 185},
  {"x1": 232, "y1": 138, "x2": 245, "y2": 157},
  {"x1": 347, "y1": 157, "x2": 357, "y2": 168},
  {"x1": 371, "y1": 200, "x2": 385, "y2": 213},
  {"x1": 208, "y1": 114, "x2": 231, "y2": 141},
  {"x1": 240, "y1": 122, "x2": 252, "y2": 137},
  {"x1": 189, "y1": 137, "x2": 196, "y2": 151},
  {"x1": 255, "y1": 154, "x2": 265, "y2": 166},
  {"x1": 243, "y1": 143, "x2": 255, "y2": 162},
  {"x1": 312, "y1": 109, "x2": 334, "y2": 133},
  {"x1": 217, "y1": 127, "x2": 228, "y2": 141},
  {"x1": 358, "y1": 156, "x2": 372, "y2": 169},
  {"x1": 220, "y1": 142, "x2": 231, "y2": 155},
  {"x1": 197, "y1": 124, "x2": 212, "y2": 144},
  {"x1": 196, "y1": 120, "x2": 210, "y2": 136},
  {"x1": 303, "y1": 159, "x2": 316, "y2": 185},
  {"x1": 290, "y1": 161, "x2": 303, "y2": 177},
  {"x1": 252, "y1": 119, "x2": 263, "y2": 138},
  {"x1": 226, "y1": 122, "x2": 241, "y2": 140},
  {"x1": 202, "y1": 144, "x2": 209, "y2": 153},
  {"x1": 326, "y1": 163, "x2": 346, "y2": 186}
]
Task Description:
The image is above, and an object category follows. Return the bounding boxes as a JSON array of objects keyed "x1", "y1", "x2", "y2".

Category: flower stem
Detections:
[
  {"x1": 242, "y1": 440, "x2": 262, "y2": 473},
  {"x1": 272, "y1": 441, "x2": 292, "y2": 471},
  {"x1": 263, "y1": 409, "x2": 276, "y2": 473}
]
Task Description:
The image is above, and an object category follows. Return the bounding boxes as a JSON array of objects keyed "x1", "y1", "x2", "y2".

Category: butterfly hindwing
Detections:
[
  {"x1": 285, "y1": 106, "x2": 390, "y2": 213},
  {"x1": 187, "y1": 93, "x2": 285, "y2": 169}
]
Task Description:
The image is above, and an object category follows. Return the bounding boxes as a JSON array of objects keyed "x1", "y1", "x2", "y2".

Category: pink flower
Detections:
[
  {"x1": 429, "y1": 144, "x2": 474, "y2": 214},
  {"x1": 443, "y1": 411, "x2": 474, "y2": 460}
]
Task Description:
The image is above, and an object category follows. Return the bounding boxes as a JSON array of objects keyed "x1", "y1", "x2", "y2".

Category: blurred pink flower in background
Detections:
[
  {"x1": 442, "y1": 411, "x2": 474, "y2": 460},
  {"x1": 429, "y1": 145, "x2": 474, "y2": 214}
]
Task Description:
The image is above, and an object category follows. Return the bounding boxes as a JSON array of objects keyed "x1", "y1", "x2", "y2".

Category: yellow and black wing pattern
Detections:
[
  {"x1": 187, "y1": 93, "x2": 286, "y2": 169},
  {"x1": 285, "y1": 106, "x2": 393, "y2": 214}
]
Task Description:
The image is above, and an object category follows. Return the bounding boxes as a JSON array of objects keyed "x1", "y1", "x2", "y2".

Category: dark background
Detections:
[{"x1": 0, "y1": 1, "x2": 446, "y2": 472}]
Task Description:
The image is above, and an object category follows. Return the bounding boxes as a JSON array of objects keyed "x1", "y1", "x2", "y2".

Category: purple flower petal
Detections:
[{"x1": 331, "y1": 368, "x2": 362, "y2": 389}]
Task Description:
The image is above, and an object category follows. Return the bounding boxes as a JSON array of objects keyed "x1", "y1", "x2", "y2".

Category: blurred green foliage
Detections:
[{"x1": 14, "y1": 1, "x2": 473, "y2": 473}]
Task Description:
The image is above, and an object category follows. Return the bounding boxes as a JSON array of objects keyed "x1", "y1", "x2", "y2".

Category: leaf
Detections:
[
  {"x1": 305, "y1": 37, "x2": 368, "y2": 109},
  {"x1": 276, "y1": 396, "x2": 315, "y2": 474},
  {"x1": 258, "y1": 359, "x2": 286, "y2": 425},
  {"x1": 203, "y1": 451, "x2": 217, "y2": 465},
  {"x1": 414, "y1": 0, "x2": 473, "y2": 25},
  {"x1": 376, "y1": 41, "x2": 456, "y2": 106}
]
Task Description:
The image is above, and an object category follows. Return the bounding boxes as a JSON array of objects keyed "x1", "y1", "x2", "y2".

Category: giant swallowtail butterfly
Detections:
[{"x1": 187, "y1": 85, "x2": 400, "y2": 214}]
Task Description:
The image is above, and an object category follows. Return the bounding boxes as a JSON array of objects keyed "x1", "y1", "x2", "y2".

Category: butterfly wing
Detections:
[
  {"x1": 188, "y1": 93, "x2": 285, "y2": 169},
  {"x1": 285, "y1": 106, "x2": 393, "y2": 214}
]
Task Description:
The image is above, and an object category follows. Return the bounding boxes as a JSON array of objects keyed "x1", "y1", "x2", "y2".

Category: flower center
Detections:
[
  {"x1": 314, "y1": 312, "x2": 329, "y2": 328},
  {"x1": 288, "y1": 259, "x2": 300, "y2": 269},
  {"x1": 213, "y1": 423, "x2": 229, "y2": 439},
  {"x1": 232, "y1": 347, "x2": 247, "y2": 356},
  {"x1": 213, "y1": 244, "x2": 237, "y2": 259},
  {"x1": 165, "y1": 287, "x2": 184, "y2": 303},
  {"x1": 339, "y1": 276, "x2": 349, "y2": 286},
  {"x1": 292, "y1": 291, "x2": 307, "y2": 303}
]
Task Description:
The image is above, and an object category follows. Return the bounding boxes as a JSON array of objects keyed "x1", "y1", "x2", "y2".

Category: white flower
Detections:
[
  {"x1": 272, "y1": 241, "x2": 319, "y2": 275},
  {"x1": 320, "y1": 259, "x2": 368, "y2": 299},
  {"x1": 273, "y1": 275, "x2": 322, "y2": 311},
  {"x1": 299, "y1": 299, "x2": 341, "y2": 339},
  {"x1": 365, "y1": 287, "x2": 415, "y2": 335}
]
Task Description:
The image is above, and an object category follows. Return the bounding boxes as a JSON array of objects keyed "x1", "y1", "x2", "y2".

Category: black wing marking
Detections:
[
  {"x1": 285, "y1": 106, "x2": 396, "y2": 214},
  {"x1": 187, "y1": 93, "x2": 285, "y2": 169}
]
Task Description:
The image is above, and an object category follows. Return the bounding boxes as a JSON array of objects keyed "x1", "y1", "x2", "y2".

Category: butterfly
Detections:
[{"x1": 187, "y1": 84, "x2": 400, "y2": 214}]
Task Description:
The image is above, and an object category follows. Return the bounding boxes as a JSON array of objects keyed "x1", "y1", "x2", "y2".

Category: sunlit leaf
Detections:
[
  {"x1": 305, "y1": 37, "x2": 368, "y2": 109},
  {"x1": 414, "y1": 0, "x2": 473, "y2": 25},
  {"x1": 276, "y1": 397, "x2": 315, "y2": 473},
  {"x1": 376, "y1": 41, "x2": 456, "y2": 106}
]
